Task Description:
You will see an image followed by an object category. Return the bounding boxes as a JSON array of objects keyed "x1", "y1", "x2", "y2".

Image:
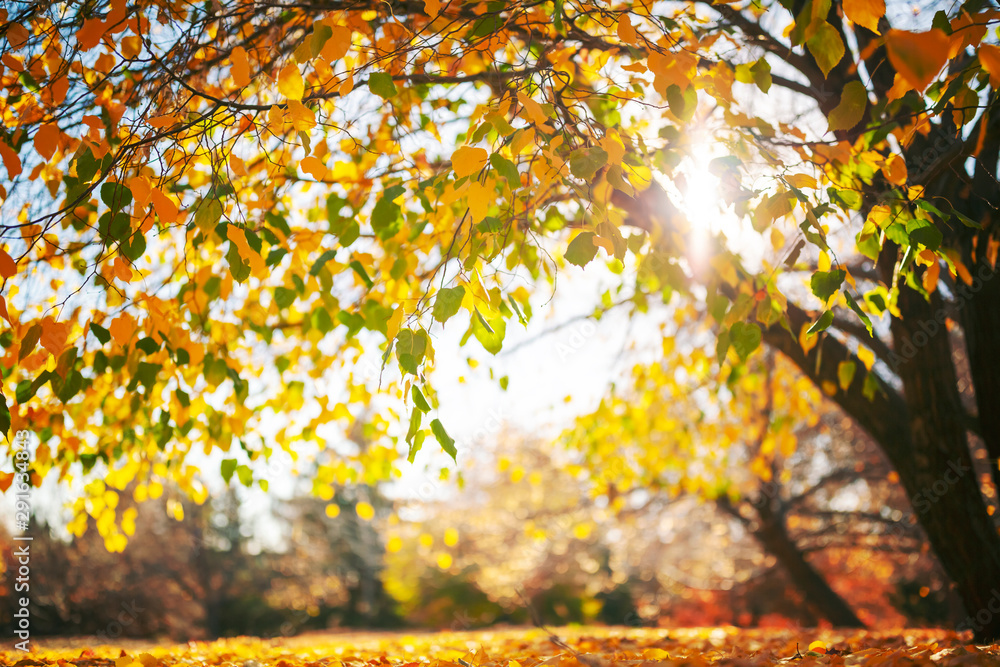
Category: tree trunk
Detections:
[
  {"x1": 719, "y1": 497, "x2": 864, "y2": 627},
  {"x1": 755, "y1": 499, "x2": 864, "y2": 628}
]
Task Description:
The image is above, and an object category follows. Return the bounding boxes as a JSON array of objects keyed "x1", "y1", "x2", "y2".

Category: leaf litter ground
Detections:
[{"x1": 4, "y1": 627, "x2": 997, "y2": 667}]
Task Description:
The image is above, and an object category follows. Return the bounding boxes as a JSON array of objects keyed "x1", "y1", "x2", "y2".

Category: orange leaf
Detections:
[
  {"x1": 278, "y1": 63, "x2": 304, "y2": 100},
  {"x1": 40, "y1": 317, "x2": 71, "y2": 357},
  {"x1": 885, "y1": 29, "x2": 950, "y2": 91},
  {"x1": 979, "y1": 44, "x2": 1000, "y2": 88},
  {"x1": 76, "y1": 17, "x2": 106, "y2": 51},
  {"x1": 0, "y1": 141, "x2": 22, "y2": 179},
  {"x1": 0, "y1": 296, "x2": 10, "y2": 325},
  {"x1": 301, "y1": 156, "x2": 328, "y2": 180},
  {"x1": 320, "y1": 24, "x2": 353, "y2": 62},
  {"x1": 34, "y1": 123, "x2": 60, "y2": 160},
  {"x1": 452, "y1": 146, "x2": 488, "y2": 178},
  {"x1": 424, "y1": 0, "x2": 442, "y2": 16},
  {"x1": 230, "y1": 155, "x2": 247, "y2": 176},
  {"x1": 843, "y1": 0, "x2": 885, "y2": 34},
  {"x1": 109, "y1": 314, "x2": 137, "y2": 345},
  {"x1": 0, "y1": 247, "x2": 16, "y2": 278},
  {"x1": 7, "y1": 23, "x2": 29, "y2": 48},
  {"x1": 226, "y1": 225, "x2": 266, "y2": 275},
  {"x1": 0, "y1": 472, "x2": 13, "y2": 494},
  {"x1": 617, "y1": 15, "x2": 638, "y2": 45},
  {"x1": 150, "y1": 187, "x2": 179, "y2": 223},
  {"x1": 883, "y1": 153, "x2": 907, "y2": 186},
  {"x1": 922, "y1": 259, "x2": 940, "y2": 294},
  {"x1": 113, "y1": 257, "x2": 133, "y2": 283},
  {"x1": 129, "y1": 176, "x2": 151, "y2": 207},
  {"x1": 231, "y1": 46, "x2": 251, "y2": 87}
]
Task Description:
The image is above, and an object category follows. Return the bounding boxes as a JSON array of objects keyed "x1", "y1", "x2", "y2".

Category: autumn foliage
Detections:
[{"x1": 3, "y1": 0, "x2": 1000, "y2": 643}]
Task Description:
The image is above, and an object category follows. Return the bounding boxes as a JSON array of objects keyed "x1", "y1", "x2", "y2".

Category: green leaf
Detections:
[
  {"x1": 472, "y1": 308, "x2": 505, "y2": 355},
  {"x1": 490, "y1": 153, "x2": 521, "y2": 185},
  {"x1": 236, "y1": 464, "x2": 253, "y2": 486},
  {"x1": 310, "y1": 249, "x2": 338, "y2": 276},
  {"x1": 566, "y1": 232, "x2": 598, "y2": 267},
  {"x1": 195, "y1": 198, "x2": 223, "y2": 230},
  {"x1": 395, "y1": 328, "x2": 428, "y2": 375},
  {"x1": 844, "y1": 291, "x2": 873, "y2": 336},
  {"x1": 274, "y1": 286, "x2": 296, "y2": 309},
  {"x1": 730, "y1": 322, "x2": 762, "y2": 361},
  {"x1": 90, "y1": 322, "x2": 111, "y2": 345},
  {"x1": 807, "y1": 309, "x2": 835, "y2": 334},
  {"x1": 907, "y1": 218, "x2": 943, "y2": 250},
  {"x1": 750, "y1": 57, "x2": 772, "y2": 93},
  {"x1": 368, "y1": 72, "x2": 397, "y2": 99},
  {"x1": 221, "y1": 458, "x2": 238, "y2": 484},
  {"x1": 433, "y1": 286, "x2": 466, "y2": 323},
  {"x1": 827, "y1": 80, "x2": 867, "y2": 132},
  {"x1": 810, "y1": 269, "x2": 846, "y2": 301},
  {"x1": 569, "y1": 147, "x2": 609, "y2": 181},
  {"x1": 431, "y1": 418, "x2": 458, "y2": 461},
  {"x1": 806, "y1": 21, "x2": 845, "y2": 77},
  {"x1": 371, "y1": 184, "x2": 405, "y2": 239},
  {"x1": 123, "y1": 231, "x2": 146, "y2": 261},
  {"x1": 136, "y1": 337, "x2": 160, "y2": 355},
  {"x1": 0, "y1": 392, "x2": 10, "y2": 440},
  {"x1": 407, "y1": 428, "x2": 425, "y2": 463},
  {"x1": 349, "y1": 259, "x2": 374, "y2": 288},
  {"x1": 100, "y1": 182, "x2": 133, "y2": 213},
  {"x1": 412, "y1": 385, "x2": 431, "y2": 412},
  {"x1": 838, "y1": 360, "x2": 857, "y2": 390}
]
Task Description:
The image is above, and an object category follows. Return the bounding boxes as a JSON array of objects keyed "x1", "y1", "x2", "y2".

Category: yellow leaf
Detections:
[
  {"x1": 386, "y1": 306, "x2": 405, "y2": 341},
  {"x1": 843, "y1": 0, "x2": 885, "y2": 34},
  {"x1": 278, "y1": 62, "x2": 305, "y2": 100},
  {"x1": 436, "y1": 552, "x2": 453, "y2": 569},
  {"x1": 452, "y1": 146, "x2": 488, "y2": 178},
  {"x1": 979, "y1": 44, "x2": 1000, "y2": 88},
  {"x1": 444, "y1": 527, "x2": 459, "y2": 546},
  {"x1": 516, "y1": 91, "x2": 550, "y2": 127},
  {"x1": 885, "y1": 29, "x2": 950, "y2": 91},
  {"x1": 387, "y1": 535, "x2": 403, "y2": 552},
  {"x1": 231, "y1": 46, "x2": 251, "y2": 87},
  {"x1": 785, "y1": 173, "x2": 817, "y2": 189},
  {"x1": 287, "y1": 100, "x2": 316, "y2": 132},
  {"x1": 857, "y1": 345, "x2": 875, "y2": 370},
  {"x1": 356, "y1": 501, "x2": 375, "y2": 520},
  {"x1": 466, "y1": 181, "x2": 490, "y2": 222},
  {"x1": 325, "y1": 503, "x2": 341, "y2": 518}
]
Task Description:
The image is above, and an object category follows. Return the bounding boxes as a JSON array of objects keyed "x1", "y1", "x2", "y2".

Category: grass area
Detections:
[{"x1": 4, "y1": 626, "x2": 993, "y2": 666}]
